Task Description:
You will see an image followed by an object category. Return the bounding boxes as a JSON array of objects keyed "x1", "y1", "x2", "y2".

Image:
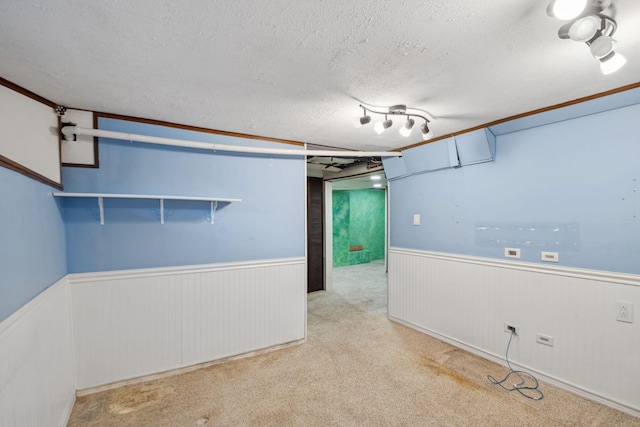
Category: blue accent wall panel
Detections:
[
  {"x1": 389, "y1": 103, "x2": 640, "y2": 275},
  {"x1": 62, "y1": 118, "x2": 305, "y2": 273},
  {"x1": 0, "y1": 167, "x2": 66, "y2": 321}
]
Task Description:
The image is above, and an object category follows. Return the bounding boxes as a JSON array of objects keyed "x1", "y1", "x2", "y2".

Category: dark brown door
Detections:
[{"x1": 307, "y1": 177, "x2": 324, "y2": 293}]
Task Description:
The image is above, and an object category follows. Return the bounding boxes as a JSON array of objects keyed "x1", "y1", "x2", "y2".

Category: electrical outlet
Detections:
[
  {"x1": 413, "y1": 214, "x2": 420, "y2": 226},
  {"x1": 503, "y1": 323, "x2": 519, "y2": 335},
  {"x1": 504, "y1": 248, "x2": 520, "y2": 259},
  {"x1": 616, "y1": 301, "x2": 634, "y2": 323}
]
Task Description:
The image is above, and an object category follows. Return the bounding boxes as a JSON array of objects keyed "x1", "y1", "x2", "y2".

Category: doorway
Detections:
[
  {"x1": 307, "y1": 177, "x2": 324, "y2": 293},
  {"x1": 325, "y1": 172, "x2": 388, "y2": 290}
]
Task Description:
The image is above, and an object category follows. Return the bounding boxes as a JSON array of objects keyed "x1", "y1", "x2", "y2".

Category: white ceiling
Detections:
[{"x1": 1, "y1": 1, "x2": 639, "y2": 152}]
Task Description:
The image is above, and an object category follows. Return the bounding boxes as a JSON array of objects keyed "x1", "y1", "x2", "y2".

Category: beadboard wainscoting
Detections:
[
  {"x1": 69, "y1": 258, "x2": 306, "y2": 390},
  {"x1": 0, "y1": 277, "x2": 76, "y2": 427},
  {"x1": 388, "y1": 247, "x2": 640, "y2": 417}
]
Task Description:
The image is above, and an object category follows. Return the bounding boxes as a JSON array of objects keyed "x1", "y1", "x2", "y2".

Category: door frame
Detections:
[{"x1": 323, "y1": 179, "x2": 389, "y2": 290}]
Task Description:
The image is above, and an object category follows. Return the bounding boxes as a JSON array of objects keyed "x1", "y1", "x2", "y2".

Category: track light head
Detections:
[
  {"x1": 420, "y1": 122, "x2": 432, "y2": 139},
  {"x1": 374, "y1": 115, "x2": 393, "y2": 134},
  {"x1": 359, "y1": 115, "x2": 372, "y2": 126},
  {"x1": 589, "y1": 35, "x2": 615, "y2": 58},
  {"x1": 558, "y1": 14, "x2": 600, "y2": 41},
  {"x1": 399, "y1": 118, "x2": 415, "y2": 137},
  {"x1": 354, "y1": 107, "x2": 372, "y2": 128}
]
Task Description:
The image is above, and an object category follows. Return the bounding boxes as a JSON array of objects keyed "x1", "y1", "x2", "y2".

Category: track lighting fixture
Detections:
[
  {"x1": 356, "y1": 103, "x2": 433, "y2": 141},
  {"x1": 549, "y1": 0, "x2": 626, "y2": 74}
]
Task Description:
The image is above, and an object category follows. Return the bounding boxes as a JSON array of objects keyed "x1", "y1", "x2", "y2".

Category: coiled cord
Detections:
[{"x1": 487, "y1": 330, "x2": 544, "y2": 400}]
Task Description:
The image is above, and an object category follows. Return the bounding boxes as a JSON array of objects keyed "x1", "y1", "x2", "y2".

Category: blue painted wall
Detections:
[
  {"x1": 61, "y1": 118, "x2": 306, "y2": 273},
  {"x1": 389, "y1": 103, "x2": 640, "y2": 275},
  {"x1": 0, "y1": 167, "x2": 67, "y2": 321}
]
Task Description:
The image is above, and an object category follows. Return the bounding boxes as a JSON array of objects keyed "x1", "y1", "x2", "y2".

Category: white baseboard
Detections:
[
  {"x1": 76, "y1": 338, "x2": 305, "y2": 396},
  {"x1": 388, "y1": 315, "x2": 640, "y2": 419}
]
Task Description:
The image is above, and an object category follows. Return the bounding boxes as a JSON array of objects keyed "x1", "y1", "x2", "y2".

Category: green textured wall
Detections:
[
  {"x1": 332, "y1": 191, "x2": 350, "y2": 267},
  {"x1": 349, "y1": 190, "x2": 386, "y2": 261},
  {"x1": 333, "y1": 189, "x2": 386, "y2": 267}
]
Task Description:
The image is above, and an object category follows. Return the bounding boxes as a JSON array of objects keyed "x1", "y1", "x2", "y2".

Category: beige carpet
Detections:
[{"x1": 68, "y1": 261, "x2": 640, "y2": 426}]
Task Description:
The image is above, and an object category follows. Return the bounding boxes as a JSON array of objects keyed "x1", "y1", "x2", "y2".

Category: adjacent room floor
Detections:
[{"x1": 67, "y1": 260, "x2": 640, "y2": 426}]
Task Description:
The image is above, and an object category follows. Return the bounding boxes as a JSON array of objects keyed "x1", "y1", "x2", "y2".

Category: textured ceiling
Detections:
[{"x1": 1, "y1": 0, "x2": 639, "y2": 152}]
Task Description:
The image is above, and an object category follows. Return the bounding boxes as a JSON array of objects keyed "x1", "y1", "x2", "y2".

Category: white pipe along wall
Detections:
[{"x1": 61, "y1": 125, "x2": 403, "y2": 158}]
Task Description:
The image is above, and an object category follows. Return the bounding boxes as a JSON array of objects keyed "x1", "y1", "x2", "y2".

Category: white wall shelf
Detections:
[{"x1": 53, "y1": 192, "x2": 242, "y2": 225}]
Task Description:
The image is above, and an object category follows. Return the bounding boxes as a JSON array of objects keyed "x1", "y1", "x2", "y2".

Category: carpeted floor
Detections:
[{"x1": 67, "y1": 260, "x2": 640, "y2": 426}]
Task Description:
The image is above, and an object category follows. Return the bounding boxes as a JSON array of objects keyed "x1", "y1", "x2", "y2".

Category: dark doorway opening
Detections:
[{"x1": 307, "y1": 177, "x2": 324, "y2": 293}]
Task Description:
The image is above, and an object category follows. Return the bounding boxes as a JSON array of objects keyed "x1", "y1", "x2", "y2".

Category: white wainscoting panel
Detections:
[
  {"x1": 388, "y1": 248, "x2": 640, "y2": 416},
  {"x1": 0, "y1": 277, "x2": 76, "y2": 427},
  {"x1": 182, "y1": 262, "x2": 306, "y2": 366},
  {"x1": 71, "y1": 274, "x2": 183, "y2": 390},
  {"x1": 70, "y1": 258, "x2": 306, "y2": 390}
]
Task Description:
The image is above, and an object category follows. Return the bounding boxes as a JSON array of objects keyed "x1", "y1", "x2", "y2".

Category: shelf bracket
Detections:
[
  {"x1": 210, "y1": 200, "x2": 218, "y2": 224},
  {"x1": 98, "y1": 196, "x2": 104, "y2": 225},
  {"x1": 160, "y1": 199, "x2": 165, "y2": 225}
]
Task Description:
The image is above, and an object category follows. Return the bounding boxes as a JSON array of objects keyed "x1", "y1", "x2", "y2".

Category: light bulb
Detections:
[
  {"x1": 600, "y1": 52, "x2": 627, "y2": 75},
  {"x1": 548, "y1": 0, "x2": 588, "y2": 20},
  {"x1": 567, "y1": 15, "x2": 599, "y2": 41}
]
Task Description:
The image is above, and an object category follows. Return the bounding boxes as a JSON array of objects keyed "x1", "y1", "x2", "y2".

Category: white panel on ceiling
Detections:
[{"x1": 0, "y1": 85, "x2": 60, "y2": 183}]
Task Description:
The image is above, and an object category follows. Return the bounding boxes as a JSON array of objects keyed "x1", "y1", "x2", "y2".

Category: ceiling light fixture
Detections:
[
  {"x1": 357, "y1": 103, "x2": 433, "y2": 141},
  {"x1": 370, "y1": 175, "x2": 382, "y2": 180},
  {"x1": 549, "y1": 0, "x2": 626, "y2": 74}
]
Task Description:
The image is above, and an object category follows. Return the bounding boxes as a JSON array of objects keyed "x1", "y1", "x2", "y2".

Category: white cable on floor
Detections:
[{"x1": 487, "y1": 330, "x2": 544, "y2": 400}]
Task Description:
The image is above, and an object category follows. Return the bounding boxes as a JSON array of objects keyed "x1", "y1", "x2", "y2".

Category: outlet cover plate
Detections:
[
  {"x1": 536, "y1": 333, "x2": 554, "y2": 347},
  {"x1": 503, "y1": 323, "x2": 520, "y2": 335},
  {"x1": 504, "y1": 248, "x2": 521, "y2": 259},
  {"x1": 616, "y1": 301, "x2": 634, "y2": 323}
]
